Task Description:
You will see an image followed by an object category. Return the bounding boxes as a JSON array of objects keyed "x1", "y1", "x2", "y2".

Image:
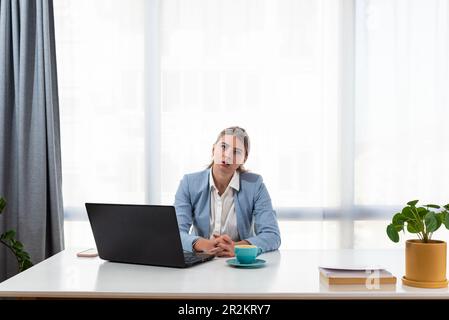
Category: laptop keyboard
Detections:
[{"x1": 183, "y1": 252, "x2": 211, "y2": 264}]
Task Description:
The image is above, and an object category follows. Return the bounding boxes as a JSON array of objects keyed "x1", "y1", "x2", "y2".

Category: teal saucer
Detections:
[{"x1": 226, "y1": 258, "x2": 266, "y2": 268}]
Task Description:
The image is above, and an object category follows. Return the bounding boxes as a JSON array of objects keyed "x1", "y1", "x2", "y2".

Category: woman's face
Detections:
[{"x1": 212, "y1": 134, "x2": 246, "y2": 174}]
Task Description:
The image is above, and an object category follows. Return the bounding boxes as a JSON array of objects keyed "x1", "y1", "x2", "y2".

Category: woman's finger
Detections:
[
  {"x1": 221, "y1": 234, "x2": 233, "y2": 244},
  {"x1": 217, "y1": 243, "x2": 234, "y2": 254},
  {"x1": 205, "y1": 246, "x2": 223, "y2": 255}
]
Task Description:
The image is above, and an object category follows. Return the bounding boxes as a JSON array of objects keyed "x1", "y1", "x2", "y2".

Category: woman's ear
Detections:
[{"x1": 211, "y1": 145, "x2": 215, "y2": 156}]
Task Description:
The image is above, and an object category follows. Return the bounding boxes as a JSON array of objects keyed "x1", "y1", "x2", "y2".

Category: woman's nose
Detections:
[{"x1": 224, "y1": 149, "x2": 234, "y2": 161}]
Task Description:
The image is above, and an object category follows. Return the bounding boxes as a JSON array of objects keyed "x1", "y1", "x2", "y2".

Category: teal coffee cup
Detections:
[{"x1": 234, "y1": 245, "x2": 259, "y2": 264}]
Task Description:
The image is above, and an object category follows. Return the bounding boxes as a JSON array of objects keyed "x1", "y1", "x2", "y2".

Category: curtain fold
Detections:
[{"x1": 0, "y1": 0, "x2": 64, "y2": 281}]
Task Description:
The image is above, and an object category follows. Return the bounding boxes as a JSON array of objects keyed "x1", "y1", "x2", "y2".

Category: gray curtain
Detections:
[{"x1": 0, "y1": 0, "x2": 64, "y2": 281}]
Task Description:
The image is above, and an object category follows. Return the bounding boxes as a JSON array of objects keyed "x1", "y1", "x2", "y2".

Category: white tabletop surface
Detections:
[{"x1": 0, "y1": 248, "x2": 448, "y2": 299}]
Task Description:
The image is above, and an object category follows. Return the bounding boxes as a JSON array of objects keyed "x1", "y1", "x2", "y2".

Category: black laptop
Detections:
[{"x1": 85, "y1": 203, "x2": 214, "y2": 268}]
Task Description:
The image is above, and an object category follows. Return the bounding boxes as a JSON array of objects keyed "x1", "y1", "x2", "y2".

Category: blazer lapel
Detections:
[
  {"x1": 198, "y1": 170, "x2": 211, "y2": 238},
  {"x1": 234, "y1": 187, "x2": 248, "y2": 241}
]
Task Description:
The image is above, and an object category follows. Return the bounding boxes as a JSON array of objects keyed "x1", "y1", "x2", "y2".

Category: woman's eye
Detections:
[{"x1": 221, "y1": 144, "x2": 226, "y2": 150}]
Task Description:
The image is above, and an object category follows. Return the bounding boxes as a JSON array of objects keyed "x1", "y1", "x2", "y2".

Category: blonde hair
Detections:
[{"x1": 207, "y1": 126, "x2": 250, "y2": 173}]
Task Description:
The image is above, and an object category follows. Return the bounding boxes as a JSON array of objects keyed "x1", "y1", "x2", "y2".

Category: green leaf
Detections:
[
  {"x1": 407, "y1": 221, "x2": 421, "y2": 233},
  {"x1": 13, "y1": 241, "x2": 24, "y2": 250},
  {"x1": 22, "y1": 252, "x2": 31, "y2": 259},
  {"x1": 425, "y1": 212, "x2": 439, "y2": 233},
  {"x1": 16, "y1": 251, "x2": 26, "y2": 259},
  {"x1": 19, "y1": 259, "x2": 33, "y2": 272},
  {"x1": 402, "y1": 207, "x2": 416, "y2": 220},
  {"x1": 392, "y1": 213, "x2": 406, "y2": 225},
  {"x1": 3, "y1": 230, "x2": 16, "y2": 241},
  {"x1": 435, "y1": 217, "x2": 442, "y2": 232},
  {"x1": 407, "y1": 200, "x2": 419, "y2": 207},
  {"x1": 417, "y1": 207, "x2": 428, "y2": 219},
  {"x1": 433, "y1": 213, "x2": 443, "y2": 234},
  {"x1": 387, "y1": 224, "x2": 400, "y2": 242},
  {"x1": 444, "y1": 212, "x2": 449, "y2": 230},
  {"x1": 0, "y1": 219, "x2": 33, "y2": 273},
  {"x1": 0, "y1": 197, "x2": 6, "y2": 213},
  {"x1": 425, "y1": 204, "x2": 440, "y2": 209},
  {"x1": 444, "y1": 204, "x2": 449, "y2": 210},
  {"x1": 438, "y1": 211, "x2": 447, "y2": 223}
]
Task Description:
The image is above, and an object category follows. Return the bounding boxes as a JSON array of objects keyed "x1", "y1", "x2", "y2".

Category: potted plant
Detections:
[
  {"x1": 386, "y1": 200, "x2": 449, "y2": 288},
  {"x1": 0, "y1": 197, "x2": 33, "y2": 272}
]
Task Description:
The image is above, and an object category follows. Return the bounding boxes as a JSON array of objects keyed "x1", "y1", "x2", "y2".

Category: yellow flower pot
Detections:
[{"x1": 402, "y1": 239, "x2": 448, "y2": 288}]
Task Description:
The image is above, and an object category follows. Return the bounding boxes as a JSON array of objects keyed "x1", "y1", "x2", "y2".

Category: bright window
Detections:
[{"x1": 54, "y1": 0, "x2": 449, "y2": 250}]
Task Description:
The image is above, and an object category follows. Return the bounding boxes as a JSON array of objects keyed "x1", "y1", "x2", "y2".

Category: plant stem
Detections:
[
  {"x1": 0, "y1": 239, "x2": 21, "y2": 267},
  {"x1": 411, "y1": 207, "x2": 426, "y2": 241}
]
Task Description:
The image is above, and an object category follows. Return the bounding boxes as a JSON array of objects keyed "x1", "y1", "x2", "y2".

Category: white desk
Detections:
[{"x1": 0, "y1": 249, "x2": 448, "y2": 299}]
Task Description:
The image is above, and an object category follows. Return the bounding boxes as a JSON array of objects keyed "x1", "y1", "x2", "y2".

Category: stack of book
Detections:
[{"x1": 319, "y1": 265, "x2": 397, "y2": 285}]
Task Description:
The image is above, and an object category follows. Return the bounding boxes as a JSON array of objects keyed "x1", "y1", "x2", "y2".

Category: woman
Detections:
[{"x1": 174, "y1": 126, "x2": 281, "y2": 257}]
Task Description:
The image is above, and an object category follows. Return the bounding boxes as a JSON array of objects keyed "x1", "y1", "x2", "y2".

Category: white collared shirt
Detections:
[{"x1": 209, "y1": 169, "x2": 240, "y2": 242}]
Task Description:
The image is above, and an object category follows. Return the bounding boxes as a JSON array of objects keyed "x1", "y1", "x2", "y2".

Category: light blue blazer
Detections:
[{"x1": 174, "y1": 169, "x2": 281, "y2": 253}]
